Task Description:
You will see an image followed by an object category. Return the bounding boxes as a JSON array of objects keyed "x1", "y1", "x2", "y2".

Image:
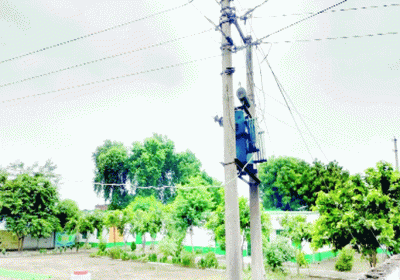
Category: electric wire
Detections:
[
  {"x1": 265, "y1": 58, "x2": 315, "y2": 162},
  {"x1": 255, "y1": 0, "x2": 348, "y2": 43},
  {"x1": 0, "y1": 54, "x2": 221, "y2": 104},
  {"x1": 0, "y1": 28, "x2": 214, "y2": 88},
  {"x1": 262, "y1": 31, "x2": 399, "y2": 44},
  {"x1": 240, "y1": 0, "x2": 270, "y2": 21},
  {"x1": 0, "y1": 0, "x2": 196, "y2": 65},
  {"x1": 253, "y1": 3, "x2": 400, "y2": 18}
]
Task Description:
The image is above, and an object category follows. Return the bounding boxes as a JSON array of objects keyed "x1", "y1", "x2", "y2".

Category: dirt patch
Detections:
[{"x1": 0, "y1": 250, "x2": 226, "y2": 280}]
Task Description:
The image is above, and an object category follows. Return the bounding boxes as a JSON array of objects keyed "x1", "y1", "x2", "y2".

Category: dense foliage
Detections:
[{"x1": 312, "y1": 161, "x2": 400, "y2": 267}]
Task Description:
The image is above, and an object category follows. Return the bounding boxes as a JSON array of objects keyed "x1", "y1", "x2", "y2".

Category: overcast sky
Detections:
[{"x1": 0, "y1": 0, "x2": 399, "y2": 210}]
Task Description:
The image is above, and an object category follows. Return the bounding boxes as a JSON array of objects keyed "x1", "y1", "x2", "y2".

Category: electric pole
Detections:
[
  {"x1": 220, "y1": 0, "x2": 242, "y2": 279},
  {"x1": 394, "y1": 137, "x2": 399, "y2": 171},
  {"x1": 246, "y1": 37, "x2": 264, "y2": 280}
]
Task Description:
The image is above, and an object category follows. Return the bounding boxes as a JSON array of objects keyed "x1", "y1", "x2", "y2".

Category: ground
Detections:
[{"x1": 0, "y1": 249, "x2": 388, "y2": 280}]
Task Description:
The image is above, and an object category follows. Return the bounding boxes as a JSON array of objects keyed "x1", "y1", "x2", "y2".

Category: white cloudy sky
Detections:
[{"x1": 0, "y1": 0, "x2": 399, "y2": 210}]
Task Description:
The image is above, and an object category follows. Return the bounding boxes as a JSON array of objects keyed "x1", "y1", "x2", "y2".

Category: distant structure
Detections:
[
  {"x1": 95, "y1": 204, "x2": 108, "y2": 211},
  {"x1": 393, "y1": 137, "x2": 399, "y2": 171}
]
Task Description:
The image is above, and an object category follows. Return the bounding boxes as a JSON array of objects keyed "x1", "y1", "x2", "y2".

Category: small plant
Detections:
[
  {"x1": 108, "y1": 247, "x2": 123, "y2": 259},
  {"x1": 204, "y1": 251, "x2": 218, "y2": 268},
  {"x1": 296, "y1": 250, "x2": 308, "y2": 268},
  {"x1": 159, "y1": 255, "x2": 167, "y2": 263},
  {"x1": 63, "y1": 246, "x2": 68, "y2": 253},
  {"x1": 99, "y1": 241, "x2": 107, "y2": 252},
  {"x1": 130, "y1": 253, "x2": 138, "y2": 260},
  {"x1": 181, "y1": 251, "x2": 195, "y2": 267},
  {"x1": 82, "y1": 243, "x2": 92, "y2": 250},
  {"x1": 149, "y1": 253, "x2": 157, "y2": 262},
  {"x1": 89, "y1": 252, "x2": 96, "y2": 258},
  {"x1": 138, "y1": 254, "x2": 149, "y2": 263},
  {"x1": 130, "y1": 242, "x2": 136, "y2": 252},
  {"x1": 58, "y1": 247, "x2": 63, "y2": 254},
  {"x1": 2, "y1": 248, "x2": 7, "y2": 255},
  {"x1": 39, "y1": 249, "x2": 47, "y2": 254},
  {"x1": 172, "y1": 256, "x2": 181, "y2": 264},
  {"x1": 335, "y1": 246, "x2": 354, "y2": 272},
  {"x1": 263, "y1": 236, "x2": 295, "y2": 272},
  {"x1": 121, "y1": 251, "x2": 130, "y2": 261},
  {"x1": 195, "y1": 249, "x2": 203, "y2": 255}
]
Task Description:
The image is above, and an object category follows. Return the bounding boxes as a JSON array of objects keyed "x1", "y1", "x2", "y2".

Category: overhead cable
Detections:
[
  {"x1": 0, "y1": 54, "x2": 221, "y2": 104},
  {"x1": 255, "y1": 0, "x2": 348, "y2": 43},
  {"x1": 0, "y1": 0, "x2": 196, "y2": 65},
  {"x1": 262, "y1": 31, "x2": 398, "y2": 44},
  {"x1": 0, "y1": 28, "x2": 213, "y2": 88},
  {"x1": 254, "y1": 3, "x2": 400, "y2": 17}
]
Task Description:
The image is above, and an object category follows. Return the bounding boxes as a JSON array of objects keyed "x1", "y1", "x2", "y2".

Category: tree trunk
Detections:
[
  {"x1": 191, "y1": 227, "x2": 194, "y2": 253},
  {"x1": 370, "y1": 251, "x2": 378, "y2": 267},
  {"x1": 241, "y1": 234, "x2": 245, "y2": 271},
  {"x1": 142, "y1": 234, "x2": 146, "y2": 253}
]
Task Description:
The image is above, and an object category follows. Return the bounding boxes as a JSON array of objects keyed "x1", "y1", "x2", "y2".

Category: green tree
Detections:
[
  {"x1": 55, "y1": 199, "x2": 80, "y2": 230},
  {"x1": 128, "y1": 134, "x2": 207, "y2": 203},
  {"x1": 125, "y1": 196, "x2": 163, "y2": 252},
  {"x1": 206, "y1": 188, "x2": 272, "y2": 266},
  {"x1": 279, "y1": 214, "x2": 313, "y2": 274},
  {"x1": 0, "y1": 173, "x2": 60, "y2": 251},
  {"x1": 258, "y1": 156, "x2": 311, "y2": 211},
  {"x1": 312, "y1": 165, "x2": 400, "y2": 267},
  {"x1": 92, "y1": 140, "x2": 132, "y2": 210}
]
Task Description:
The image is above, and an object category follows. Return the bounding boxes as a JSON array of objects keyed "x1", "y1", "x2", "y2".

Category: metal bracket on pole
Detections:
[
  {"x1": 234, "y1": 158, "x2": 261, "y2": 184},
  {"x1": 221, "y1": 67, "x2": 235, "y2": 75}
]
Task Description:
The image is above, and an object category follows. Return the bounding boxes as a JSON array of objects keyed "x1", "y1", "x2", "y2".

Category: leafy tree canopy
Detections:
[
  {"x1": 259, "y1": 156, "x2": 349, "y2": 211},
  {"x1": 312, "y1": 161, "x2": 400, "y2": 267},
  {"x1": 0, "y1": 173, "x2": 60, "y2": 251},
  {"x1": 55, "y1": 199, "x2": 80, "y2": 230}
]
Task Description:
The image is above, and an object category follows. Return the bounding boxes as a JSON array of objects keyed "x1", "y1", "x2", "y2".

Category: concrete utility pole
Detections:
[
  {"x1": 220, "y1": 0, "x2": 242, "y2": 279},
  {"x1": 246, "y1": 38, "x2": 264, "y2": 280},
  {"x1": 393, "y1": 137, "x2": 399, "y2": 171}
]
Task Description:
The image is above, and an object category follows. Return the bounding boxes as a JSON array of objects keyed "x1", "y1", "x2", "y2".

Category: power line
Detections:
[
  {"x1": 265, "y1": 58, "x2": 315, "y2": 162},
  {"x1": 253, "y1": 3, "x2": 400, "y2": 18},
  {"x1": 255, "y1": 0, "x2": 348, "y2": 43},
  {"x1": 0, "y1": 0, "x2": 196, "y2": 65},
  {"x1": 0, "y1": 28, "x2": 213, "y2": 88},
  {"x1": 0, "y1": 54, "x2": 221, "y2": 104},
  {"x1": 261, "y1": 31, "x2": 398, "y2": 44}
]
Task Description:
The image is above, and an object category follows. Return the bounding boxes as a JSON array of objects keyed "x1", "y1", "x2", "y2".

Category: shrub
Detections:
[
  {"x1": 198, "y1": 258, "x2": 207, "y2": 269},
  {"x1": 296, "y1": 250, "x2": 308, "y2": 268},
  {"x1": 204, "y1": 252, "x2": 218, "y2": 268},
  {"x1": 121, "y1": 251, "x2": 130, "y2": 261},
  {"x1": 335, "y1": 246, "x2": 354, "y2": 272},
  {"x1": 130, "y1": 242, "x2": 136, "y2": 252},
  {"x1": 82, "y1": 243, "x2": 92, "y2": 250},
  {"x1": 39, "y1": 249, "x2": 47, "y2": 254},
  {"x1": 89, "y1": 252, "x2": 96, "y2": 258},
  {"x1": 264, "y1": 236, "x2": 295, "y2": 272},
  {"x1": 157, "y1": 237, "x2": 178, "y2": 257},
  {"x1": 172, "y1": 256, "x2": 181, "y2": 264},
  {"x1": 149, "y1": 253, "x2": 157, "y2": 262},
  {"x1": 108, "y1": 247, "x2": 123, "y2": 259},
  {"x1": 130, "y1": 253, "x2": 138, "y2": 260},
  {"x1": 159, "y1": 255, "x2": 168, "y2": 263},
  {"x1": 99, "y1": 241, "x2": 107, "y2": 252},
  {"x1": 138, "y1": 254, "x2": 149, "y2": 263},
  {"x1": 195, "y1": 249, "x2": 203, "y2": 255},
  {"x1": 181, "y1": 251, "x2": 195, "y2": 267}
]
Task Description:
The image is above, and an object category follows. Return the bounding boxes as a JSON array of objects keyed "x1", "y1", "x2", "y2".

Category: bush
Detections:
[
  {"x1": 99, "y1": 241, "x2": 107, "y2": 252},
  {"x1": 159, "y1": 255, "x2": 168, "y2": 263},
  {"x1": 82, "y1": 243, "x2": 92, "y2": 250},
  {"x1": 157, "y1": 237, "x2": 178, "y2": 257},
  {"x1": 39, "y1": 249, "x2": 47, "y2": 254},
  {"x1": 296, "y1": 250, "x2": 308, "y2": 268},
  {"x1": 202, "y1": 252, "x2": 218, "y2": 269},
  {"x1": 195, "y1": 249, "x2": 203, "y2": 255},
  {"x1": 172, "y1": 256, "x2": 181, "y2": 264},
  {"x1": 264, "y1": 236, "x2": 295, "y2": 272},
  {"x1": 181, "y1": 251, "x2": 195, "y2": 267},
  {"x1": 89, "y1": 252, "x2": 96, "y2": 258},
  {"x1": 130, "y1": 253, "x2": 138, "y2": 260},
  {"x1": 130, "y1": 242, "x2": 136, "y2": 251},
  {"x1": 108, "y1": 247, "x2": 123, "y2": 259},
  {"x1": 335, "y1": 246, "x2": 354, "y2": 272},
  {"x1": 149, "y1": 253, "x2": 157, "y2": 262},
  {"x1": 121, "y1": 251, "x2": 130, "y2": 261}
]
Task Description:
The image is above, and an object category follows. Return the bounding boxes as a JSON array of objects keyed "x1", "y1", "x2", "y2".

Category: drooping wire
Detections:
[
  {"x1": 0, "y1": 0, "x2": 197, "y2": 65},
  {"x1": 0, "y1": 28, "x2": 214, "y2": 88},
  {"x1": 253, "y1": 3, "x2": 400, "y2": 18},
  {"x1": 0, "y1": 54, "x2": 221, "y2": 104},
  {"x1": 255, "y1": 0, "x2": 348, "y2": 43},
  {"x1": 262, "y1": 31, "x2": 398, "y2": 44}
]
